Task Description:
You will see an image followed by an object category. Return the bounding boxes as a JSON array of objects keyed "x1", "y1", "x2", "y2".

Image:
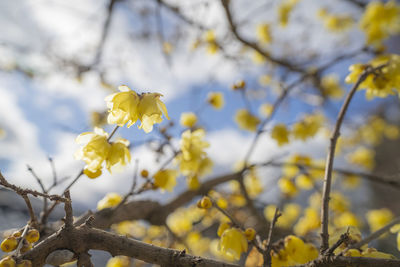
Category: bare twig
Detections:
[
  {"x1": 320, "y1": 64, "x2": 387, "y2": 252},
  {"x1": 263, "y1": 207, "x2": 281, "y2": 267}
]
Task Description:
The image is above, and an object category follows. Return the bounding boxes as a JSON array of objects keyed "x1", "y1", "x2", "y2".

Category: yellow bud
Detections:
[
  {"x1": 232, "y1": 80, "x2": 246, "y2": 90},
  {"x1": 198, "y1": 196, "x2": 212, "y2": 209},
  {"x1": 140, "y1": 169, "x2": 149, "y2": 178},
  {"x1": 0, "y1": 257, "x2": 16, "y2": 267},
  {"x1": 1, "y1": 237, "x2": 18, "y2": 252},
  {"x1": 25, "y1": 229, "x2": 40, "y2": 243},
  {"x1": 244, "y1": 228, "x2": 256, "y2": 241}
]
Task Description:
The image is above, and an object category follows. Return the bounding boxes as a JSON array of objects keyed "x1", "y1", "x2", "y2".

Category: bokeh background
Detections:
[{"x1": 0, "y1": 0, "x2": 400, "y2": 265}]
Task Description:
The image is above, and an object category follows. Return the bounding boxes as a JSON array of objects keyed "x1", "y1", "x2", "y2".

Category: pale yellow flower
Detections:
[
  {"x1": 180, "y1": 112, "x2": 197, "y2": 128},
  {"x1": 137, "y1": 93, "x2": 169, "y2": 133},
  {"x1": 97, "y1": 193, "x2": 122, "y2": 210},
  {"x1": 218, "y1": 228, "x2": 248, "y2": 260},
  {"x1": 234, "y1": 109, "x2": 260, "y2": 132},
  {"x1": 153, "y1": 169, "x2": 178, "y2": 192},
  {"x1": 105, "y1": 85, "x2": 140, "y2": 127}
]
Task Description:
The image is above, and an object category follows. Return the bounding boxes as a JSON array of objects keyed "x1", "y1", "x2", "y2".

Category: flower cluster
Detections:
[
  {"x1": 175, "y1": 129, "x2": 213, "y2": 190},
  {"x1": 360, "y1": 0, "x2": 400, "y2": 46},
  {"x1": 0, "y1": 228, "x2": 40, "y2": 267},
  {"x1": 75, "y1": 127, "x2": 131, "y2": 178},
  {"x1": 105, "y1": 85, "x2": 169, "y2": 133},
  {"x1": 346, "y1": 54, "x2": 400, "y2": 99}
]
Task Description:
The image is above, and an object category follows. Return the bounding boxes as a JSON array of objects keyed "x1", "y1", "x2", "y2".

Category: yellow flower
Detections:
[
  {"x1": 295, "y1": 174, "x2": 313, "y2": 190},
  {"x1": 167, "y1": 208, "x2": 194, "y2": 236},
  {"x1": 244, "y1": 228, "x2": 256, "y2": 241},
  {"x1": 176, "y1": 129, "x2": 211, "y2": 177},
  {"x1": 75, "y1": 128, "x2": 131, "y2": 177},
  {"x1": 334, "y1": 211, "x2": 360, "y2": 228},
  {"x1": 180, "y1": 112, "x2": 197, "y2": 128},
  {"x1": 347, "y1": 147, "x2": 375, "y2": 170},
  {"x1": 187, "y1": 175, "x2": 200, "y2": 190},
  {"x1": 106, "y1": 256, "x2": 130, "y2": 267},
  {"x1": 137, "y1": 93, "x2": 169, "y2": 133},
  {"x1": 284, "y1": 235, "x2": 318, "y2": 264},
  {"x1": 345, "y1": 54, "x2": 400, "y2": 99},
  {"x1": 1, "y1": 237, "x2": 18, "y2": 252},
  {"x1": 294, "y1": 208, "x2": 320, "y2": 236},
  {"x1": 278, "y1": 0, "x2": 299, "y2": 27},
  {"x1": 105, "y1": 85, "x2": 139, "y2": 127},
  {"x1": 321, "y1": 74, "x2": 344, "y2": 99},
  {"x1": 153, "y1": 169, "x2": 178, "y2": 192},
  {"x1": 207, "y1": 92, "x2": 224, "y2": 109},
  {"x1": 256, "y1": 23, "x2": 272, "y2": 44},
  {"x1": 74, "y1": 127, "x2": 111, "y2": 173},
  {"x1": 106, "y1": 138, "x2": 131, "y2": 172},
  {"x1": 234, "y1": 109, "x2": 260, "y2": 132},
  {"x1": 271, "y1": 124, "x2": 289, "y2": 146},
  {"x1": 97, "y1": 192, "x2": 122, "y2": 210},
  {"x1": 366, "y1": 208, "x2": 394, "y2": 232},
  {"x1": 218, "y1": 228, "x2": 248, "y2": 260},
  {"x1": 244, "y1": 170, "x2": 263, "y2": 198},
  {"x1": 360, "y1": 1, "x2": 400, "y2": 46},
  {"x1": 266, "y1": 204, "x2": 302, "y2": 229},
  {"x1": 292, "y1": 114, "x2": 324, "y2": 141},
  {"x1": 278, "y1": 177, "x2": 298, "y2": 197}
]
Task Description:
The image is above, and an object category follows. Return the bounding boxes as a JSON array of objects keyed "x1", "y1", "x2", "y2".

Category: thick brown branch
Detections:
[{"x1": 23, "y1": 226, "x2": 239, "y2": 267}]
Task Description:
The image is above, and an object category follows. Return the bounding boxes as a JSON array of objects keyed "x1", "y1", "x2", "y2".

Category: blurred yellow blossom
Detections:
[
  {"x1": 367, "y1": 208, "x2": 394, "y2": 232},
  {"x1": 278, "y1": 177, "x2": 298, "y2": 197},
  {"x1": 292, "y1": 114, "x2": 324, "y2": 141},
  {"x1": 347, "y1": 147, "x2": 375, "y2": 170},
  {"x1": 360, "y1": 1, "x2": 400, "y2": 46},
  {"x1": 175, "y1": 129, "x2": 212, "y2": 177},
  {"x1": 278, "y1": 0, "x2": 299, "y2": 27},
  {"x1": 97, "y1": 193, "x2": 122, "y2": 210},
  {"x1": 207, "y1": 92, "x2": 225, "y2": 109},
  {"x1": 318, "y1": 9, "x2": 353, "y2": 32},
  {"x1": 271, "y1": 124, "x2": 290, "y2": 146},
  {"x1": 321, "y1": 74, "x2": 344, "y2": 99},
  {"x1": 180, "y1": 112, "x2": 197, "y2": 128},
  {"x1": 259, "y1": 103, "x2": 274, "y2": 117},
  {"x1": 234, "y1": 109, "x2": 260, "y2": 132},
  {"x1": 256, "y1": 23, "x2": 272, "y2": 44},
  {"x1": 153, "y1": 169, "x2": 178, "y2": 192},
  {"x1": 294, "y1": 208, "x2": 320, "y2": 236},
  {"x1": 334, "y1": 211, "x2": 360, "y2": 228}
]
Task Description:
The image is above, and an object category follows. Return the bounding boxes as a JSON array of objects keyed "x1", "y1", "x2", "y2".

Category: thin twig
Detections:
[
  {"x1": 263, "y1": 207, "x2": 281, "y2": 267},
  {"x1": 319, "y1": 64, "x2": 388, "y2": 252},
  {"x1": 48, "y1": 156, "x2": 58, "y2": 187},
  {"x1": 22, "y1": 195, "x2": 37, "y2": 223}
]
